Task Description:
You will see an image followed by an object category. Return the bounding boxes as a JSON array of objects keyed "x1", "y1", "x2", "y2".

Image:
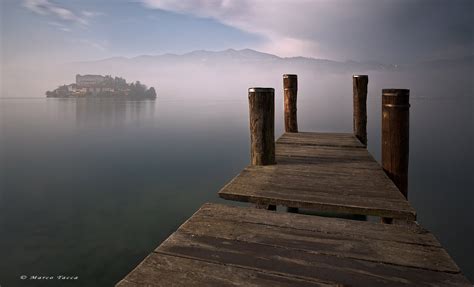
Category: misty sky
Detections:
[{"x1": 1, "y1": 0, "x2": 473, "y2": 66}]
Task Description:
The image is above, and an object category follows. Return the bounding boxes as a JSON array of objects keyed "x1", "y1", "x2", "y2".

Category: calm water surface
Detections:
[{"x1": 0, "y1": 85, "x2": 472, "y2": 285}]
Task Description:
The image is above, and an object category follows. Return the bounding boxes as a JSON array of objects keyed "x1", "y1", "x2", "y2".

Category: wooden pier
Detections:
[{"x1": 116, "y1": 75, "x2": 470, "y2": 286}]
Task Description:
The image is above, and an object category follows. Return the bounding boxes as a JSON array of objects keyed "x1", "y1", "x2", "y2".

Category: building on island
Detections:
[{"x1": 76, "y1": 74, "x2": 105, "y2": 87}]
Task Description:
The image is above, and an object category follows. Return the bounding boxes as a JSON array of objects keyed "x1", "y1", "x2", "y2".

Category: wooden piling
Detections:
[
  {"x1": 283, "y1": 75, "x2": 299, "y2": 213},
  {"x1": 353, "y1": 75, "x2": 368, "y2": 146},
  {"x1": 283, "y1": 74, "x2": 298, "y2": 133},
  {"x1": 382, "y1": 89, "x2": 410, "y2": 199},
  {"x1": 248, "y1": 88, "x2": 275, "y2": 166}
]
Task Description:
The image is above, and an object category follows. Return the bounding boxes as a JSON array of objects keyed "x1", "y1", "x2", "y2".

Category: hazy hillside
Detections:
[
  {"x1": 71, "y1": 48, "x2": 396, "y2": 75},
  {"x1": 1, "y1": 49, "x2": 472, "y2": 101}
]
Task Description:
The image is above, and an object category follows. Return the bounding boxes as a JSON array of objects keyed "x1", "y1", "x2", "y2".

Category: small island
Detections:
[{"x1": 46, "y1": 74, "x2": 157, "y2": 99}]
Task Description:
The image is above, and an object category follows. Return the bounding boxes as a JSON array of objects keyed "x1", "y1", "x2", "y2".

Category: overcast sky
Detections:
[{"x1": 1, "y1": 0, "x2": 473, "y2": 66}]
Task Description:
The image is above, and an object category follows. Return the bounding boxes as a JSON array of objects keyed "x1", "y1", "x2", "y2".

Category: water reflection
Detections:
[{"x1": 74, "y1": 99, "x2": 156, "y2": 127}]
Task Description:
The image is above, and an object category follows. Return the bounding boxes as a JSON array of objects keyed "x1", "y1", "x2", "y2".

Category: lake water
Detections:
[{"x1": 0, "y1": 78, "x2": 472, "y2": 285}]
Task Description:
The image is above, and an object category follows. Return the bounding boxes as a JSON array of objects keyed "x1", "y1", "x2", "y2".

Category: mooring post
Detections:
[
  {"x1": 283, "y1": 74, "x2": 299, "y2": 213},
  {"x1": 283, "y1": 74, "x2": 298, "y2": 133},
  {"x1": 353, "y1": 75, "x2": 368, "y2": 146},
  {"x1": 248, "y1": 87, "x2": 276, "y2": 210},
  {"x1": 248, "y1": 87, "x2": 275, "y2": 166},
  {"x1": 381, "y1": 89, "x2": 410, "y2": 223},
  {"x1": 382, "y1": 89, "x2": 410, "y2": 198}
]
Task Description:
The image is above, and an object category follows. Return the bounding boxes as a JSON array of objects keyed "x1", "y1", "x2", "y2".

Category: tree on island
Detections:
[
  {"x1": 129, "y1": 81, "x2": 156, "y2": 99},
  {"x1": 145, "y1": 87, "x2": 157, "y2": 98}
]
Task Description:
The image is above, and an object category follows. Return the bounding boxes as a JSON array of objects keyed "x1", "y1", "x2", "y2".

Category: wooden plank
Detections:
[
  {"x1": 158, "y1": 231, "x2": 469, "y2": 287},
  {"x1": 277, "y1": 132, "x2": 365, "y2": 148},
  {"x1": 276, "y1": 143, "x2": 374, "y2": 161},
  {"x1": 196, "y1": 203, "x2": 439, "y2": 247},
  {"x1": 219, "y1": 167, "x2": 416, "y2": 220},
  {"x1": 221, "y1": 176, "x2": 410, "y2": 210},
  {"x1": 275, "y1": 155, "x2": 382, "y2": 170},
  {"x1": 180, "y1": 209, "x2": 456, "y2": 272},
  {"x1": 220, "y1": 132, "x2": 417, "y2": 219},
  {"x1": 234, "y1": 165, "x2": 406, "y2": 200},
  {"x1": 116, "y1": 252, "x2": 332, "y2": 287},
  {"x1": 219, "y1": 186, "x2": 415, "y2": 220},
  {"x1": 118, "y1": 204, "x2": 470, "y2": 287}
]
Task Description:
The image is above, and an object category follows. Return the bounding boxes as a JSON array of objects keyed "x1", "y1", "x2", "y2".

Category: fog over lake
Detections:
[{"x1": 1, "y1": 50, "x2": 473, "y2": 285}]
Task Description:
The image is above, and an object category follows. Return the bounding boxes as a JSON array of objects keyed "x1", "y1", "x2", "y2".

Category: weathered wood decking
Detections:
[
  {"x1": 219, "y1": 132, "x2": 416, "y2": 220},
  {"x1": 115, "y1": 131, "x2": 470, "y2": 286},
  {"x1": 117, "y1": 203, "x2": 470, "y2": 286}
]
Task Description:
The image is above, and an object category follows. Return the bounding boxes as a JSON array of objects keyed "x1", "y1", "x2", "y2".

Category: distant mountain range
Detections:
[
  {"x1": 72, "y1": 49, "x2": 396, "y2": 73},
  {"x1": 73, "y1": 48, "x2": 473, "y2": 73}
]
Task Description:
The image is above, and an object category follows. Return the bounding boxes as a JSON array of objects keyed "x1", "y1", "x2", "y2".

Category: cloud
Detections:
[
  {"x1": 259, "y1": 36, "x2": 322, "y2": 59},
  {"x1": 82, "y1": 11, "x2": 105, "y2": 18},
  {"x1": 140, "y1": 0, "x2": 474, "y2": 62},
  {"x1": 22, "y1": 0, "x2": 103, "y2": 26},
  {"x1": 139, "y1": 0, "x2": 320, "y2": 57},
  {"x1": 47, "y1": 21, "x2": 71, "y2": 32}
]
